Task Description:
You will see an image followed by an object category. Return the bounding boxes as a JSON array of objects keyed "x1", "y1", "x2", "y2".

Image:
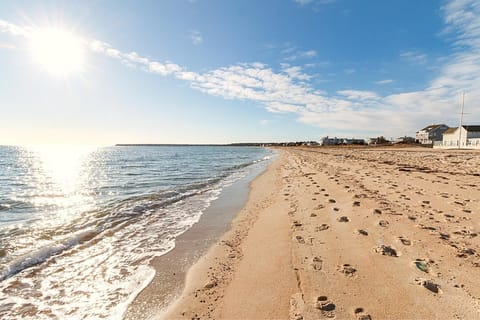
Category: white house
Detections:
[
  {"x1": 415, "y1": 124, "x2": 449, "y2": 144},
  {"x1": 319, "y1": 136, "x2": 342, "y2": 146},
  {"x1": 434, "y1": 125, "x2": 480, "y2": 149},
  {"x1": 342, "y1": 138, "x2": 366, "y2": 145}
]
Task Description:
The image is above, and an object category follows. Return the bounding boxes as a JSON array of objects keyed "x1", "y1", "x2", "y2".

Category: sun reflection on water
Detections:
[
  {"x1": 24, "y1": 145, "x2": 99, "y2": 215},
  {"x1": 30, "y1": 145, "x2": 94, "y2": 192}
]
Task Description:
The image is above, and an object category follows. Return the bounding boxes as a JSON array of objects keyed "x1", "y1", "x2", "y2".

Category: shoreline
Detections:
[
  {"x1": 124, "y1": 152, "x2": 275, "y2": 319},
  {"x1": 161, "y1": 148, "x2": 295, "y2": 319},
  {"x1": 159, "y1": 147, "x2": 480, "y2": 319}
]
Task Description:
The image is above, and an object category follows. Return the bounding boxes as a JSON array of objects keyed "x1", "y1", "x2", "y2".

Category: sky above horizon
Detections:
[{"x1": 1, "y1": 0, "x2": 480, "y2": 145}]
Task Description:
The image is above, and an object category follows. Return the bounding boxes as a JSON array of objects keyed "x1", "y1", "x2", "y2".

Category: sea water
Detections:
[{"x1": 0, "y1": 145, "x2": 274, "y2": 319}]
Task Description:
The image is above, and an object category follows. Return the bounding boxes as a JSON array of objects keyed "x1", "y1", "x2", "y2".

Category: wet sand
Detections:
[
  {"x1": 124, "y1": 159, "x2": 267, "y2": 319},
  {"x1": 161, "y1": 147, "x2": 480, "y2": 319}
]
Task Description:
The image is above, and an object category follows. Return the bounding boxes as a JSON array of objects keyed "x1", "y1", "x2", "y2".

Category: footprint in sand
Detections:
[
  {"x1": 457, "y1": 248, "x2": 476, "y2": 258},
  {"x1": 338, "y1": 264, "x2": 356, "y2": 276},
  {"x1": 356, "y1": 229, "x2": 368, "y2": 236},
  {"x1": 312, "y1": 256, "x2": 323, "y2": 271},
  {"x1": 378, "y1": 220, "x2": 389, "y2": 227},
  {"x1": 416, "y1": 279, "x2": 442, "y2": 294},
  {"x1": 439, "y1": 233, "x2": 450, "y2": 240},
  {"x1": 315, "y1": 224, "x2": 329, "y2": 232},
  {"x1": 293, "y1": 221, "x2": 302, "y2": 227},
  {"x1": 338, "y1": 216, "x2": 349, "y2": 222},
  {"x1": 295, "y1": 235, "x2": 305, "y2": 244},
  {"x1": 353, "y1": 201, "x2": 361, "y2": 207},
  {"x1": 354, "y1": 307, "x2": 372, "y2": 320},
  {"x1": 398, "y1": 237, "x2": 412, "y2": 246},
  {"x1": 375, "y1": 245, "x2": 398, "y2": 257},
  {"x1": 328, "y1": 199, "x2": 336, "y2": 203},
  {"x1": 315, "y1": 296, "x2": 336, "y2": 318}
]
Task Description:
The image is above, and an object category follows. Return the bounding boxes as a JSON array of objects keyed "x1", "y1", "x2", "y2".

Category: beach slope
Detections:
[{"x1": 163, "y1": 147, "x2": 480, "y2": 319}]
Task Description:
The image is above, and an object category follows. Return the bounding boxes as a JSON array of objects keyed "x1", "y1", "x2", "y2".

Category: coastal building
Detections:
[
  {"x1": 319, "y1": 136, "x2": 343, "y2": 146},
  {"x1": 342, "y1": 138, "x2": 365, "y2": 145},
  {"x1": 367, "y1": 136, "x2": 390, "y2": 145},
  {"x1": 434, "y1": 125, "x2": 480, "y2": 149},
  {"x1": 415, "y1": 124, "x2": 449, "y2": 144},
  {"x1": 394, "y1": 136, "x2": 416, "y2": 144},
  {"x1": 319, "y1": 137, "x2": 365, "y2": 146}
]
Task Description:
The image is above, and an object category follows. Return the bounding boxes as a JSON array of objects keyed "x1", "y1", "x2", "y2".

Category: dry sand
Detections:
[{"x1": 161, "y1": 147, "x2": 480, "y2": 319}]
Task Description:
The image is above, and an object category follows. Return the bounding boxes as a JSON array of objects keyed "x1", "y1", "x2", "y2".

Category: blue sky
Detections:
[{"x1": 1, "y1": 0, "x2": 479, "y2": 144}]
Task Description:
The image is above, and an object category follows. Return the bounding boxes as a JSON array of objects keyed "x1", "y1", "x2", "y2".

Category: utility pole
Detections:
[{"x1": 458, "y1": 92, "x2": 465, "y2": 149}]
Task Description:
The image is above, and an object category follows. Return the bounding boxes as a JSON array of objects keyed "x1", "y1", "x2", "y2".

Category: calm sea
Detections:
[{"x1": 0, "y1": 145, "x2": 274, "y2": 319}]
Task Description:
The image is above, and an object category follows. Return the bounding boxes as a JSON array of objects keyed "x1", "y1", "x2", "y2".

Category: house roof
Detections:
[
  {"x1": 444, "y1": 127, "x2": 458, "y2": 134},
  {"x1": 444, "y1": 126, "x2": 480, "y2": 134},
  {"x1": 420, "y1": 124, "x2": 447, "y2": 132},
  {"x1": 463, "y1": 125, "x2": 480, "y2": 132}
]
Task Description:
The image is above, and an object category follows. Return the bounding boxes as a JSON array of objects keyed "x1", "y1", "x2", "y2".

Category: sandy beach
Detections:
[{"x1": 162, "y1": 146, "x2": 480, "y2": 319}]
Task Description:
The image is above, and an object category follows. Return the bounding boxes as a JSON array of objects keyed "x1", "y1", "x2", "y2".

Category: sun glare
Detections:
[{"x1": 29, "y1": 27, "x2": 86, "y2": 76}]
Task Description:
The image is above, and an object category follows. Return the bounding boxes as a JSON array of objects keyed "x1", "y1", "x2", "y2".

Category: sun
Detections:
[{"x1": 29, "y1": 27, "x2": 86, "y2": 76}]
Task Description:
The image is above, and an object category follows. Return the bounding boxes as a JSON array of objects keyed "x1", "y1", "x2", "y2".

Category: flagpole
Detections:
[{"x1": 458, "y1": 92, "x2": 465, "y2": 149}]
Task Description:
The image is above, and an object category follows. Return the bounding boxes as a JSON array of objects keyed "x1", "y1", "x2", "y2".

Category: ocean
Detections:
[{"x1": 0, "y1": 145, "x2": 274, "y2": 319}]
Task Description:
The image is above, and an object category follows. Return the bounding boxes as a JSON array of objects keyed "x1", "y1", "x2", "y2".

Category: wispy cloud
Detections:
[
  {"x1": 293, "y1": 0, "x2": 336, "y2": 6},
  {"x1": 375, "y1": 79, "x2": 394, "y2": 84},
  {"x1": 302, "y1": 50, "x2": 317, "y2": 58},
  {"x1": 280, "y1": 64, "x2": 312, "y2": 80},
  {"x1": 282, "y1": 47, "x2": 318, "y2": 61},
  {"x1": 0, "y1": 19, "x2": 28, "y2": 37},
  {"x1": 90, "y1": 40, "x2": 184, "y2": 76},
  {"x1": 189, "y1": 30, "x2": 203, "y2": 45},
  {"x1": 337, "y1": 90, "x2": 380, "y2": 101},
  {"x1": 400, "y1": 50, "x2": 428, "y2": 65},
  {"x1": 293, "y1": 0, "x2": 314, "y2": 5},
  {"x1": 1, "y1": 0, "x2": 480, "y2": 138}
]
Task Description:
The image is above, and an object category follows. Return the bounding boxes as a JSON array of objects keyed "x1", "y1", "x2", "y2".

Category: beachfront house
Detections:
[
  {"x1": 319, "y1": 136, "x2": 342, "y2": 146},
  {"x1": 342, "y1": 138, "x2": 366, "y2": 145},
  {"x1": 415, "y1": 124, "x2": 449, "y2": 144},
  {"x1": 434, "y1": 125, "x2": 480, "y2": 149},
  {"x1": 319, "y1": 136, "x2": 365, "y2": 146}
]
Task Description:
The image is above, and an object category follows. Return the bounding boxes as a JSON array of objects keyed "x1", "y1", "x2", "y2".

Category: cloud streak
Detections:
[
  {"x1": 375, "y1": 79, "x2": 394, "y2": 84},
  {"x1": 293, "y1": 0, "x2": 336, "y2": 6},
  {"x1": 189, "y1": 30, "x2": 203, "y2": 45},
  {"x1": 400, "y1": 50, "x2": 428, "y2": 65},
  {"x1": 1, "y1": 0, "x2": 480, "y2": 138}
]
